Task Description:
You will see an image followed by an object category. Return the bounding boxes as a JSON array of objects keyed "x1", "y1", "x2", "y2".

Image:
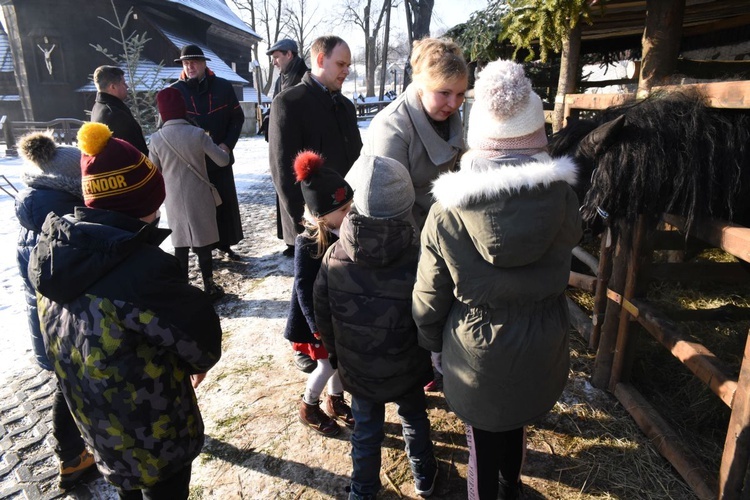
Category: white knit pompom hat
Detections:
[{"x1": 467, "y1": 60, "x2": 547, "y2": 153}]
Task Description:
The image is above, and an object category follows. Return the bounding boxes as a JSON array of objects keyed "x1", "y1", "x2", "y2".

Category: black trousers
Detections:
[
  {"x1": 174, "y1": 245, "x2": 213, "y2": 284},
  {"x1": 52, "y1": 382, "x2": 86, "y2": 462},
  {"x1": 466, "y1": 425, "x2": 524, "y2": 499},
  {"x1": 117, "y1": 463, "x2": 192, "y2": 500}
]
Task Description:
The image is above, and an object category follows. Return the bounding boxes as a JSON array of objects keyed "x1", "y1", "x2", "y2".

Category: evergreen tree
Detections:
[{"x1": 90, "y1": 0, "x2": 163, "y2": 134}]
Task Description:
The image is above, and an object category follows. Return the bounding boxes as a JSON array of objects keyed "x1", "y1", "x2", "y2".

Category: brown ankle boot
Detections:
[
  {"x1": 298, "y1": 399, "x2": 340, "y2": 437},
  {"x1": 324, "y1": 393, "x2": 355, "y2": 428}
]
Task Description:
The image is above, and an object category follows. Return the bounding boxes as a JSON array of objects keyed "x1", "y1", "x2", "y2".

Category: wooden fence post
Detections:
[{"x1": 719, "y1": 331, "x2": 750, "y2": 499}]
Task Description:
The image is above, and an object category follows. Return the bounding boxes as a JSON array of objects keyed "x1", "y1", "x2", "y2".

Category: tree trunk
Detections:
[
  {"x1": 638, "y1": 0, "x2": 685, "y2": 95},
  {"x1": 552, "y1": 22, "x2": 581, "y2": 133},
  {"x1": 402, "y1": 0, "x2": 433, "y2": 89},
  {"x1": 378, "y1": 0, "x2": 391, "y2": 100}
]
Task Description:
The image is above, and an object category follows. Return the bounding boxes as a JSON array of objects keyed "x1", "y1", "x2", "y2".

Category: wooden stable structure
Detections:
[{"x1": 565, "y1": 81, "x2": 750, "y2": 500}]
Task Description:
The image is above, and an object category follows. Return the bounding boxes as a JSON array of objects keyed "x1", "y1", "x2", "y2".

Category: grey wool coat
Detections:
[
  {"x1": 149, "y1": 119, "x2": 230, "y2": 248},
  {"x1": 362, "y1": 84, "x2": 465, "y2": 229},
  {"x1": 412, "y1": 153, "x2": 582, "y2": 432}
]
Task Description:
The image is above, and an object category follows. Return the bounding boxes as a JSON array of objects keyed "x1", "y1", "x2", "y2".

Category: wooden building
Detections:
[{"x1": 0, "y1": 0, "x2": 265, "y2": 122}]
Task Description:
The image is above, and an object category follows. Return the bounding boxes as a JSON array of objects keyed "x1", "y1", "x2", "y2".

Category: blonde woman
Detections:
[{"x1": 362, "y1": 37, "x2": 469, "y2": 230}]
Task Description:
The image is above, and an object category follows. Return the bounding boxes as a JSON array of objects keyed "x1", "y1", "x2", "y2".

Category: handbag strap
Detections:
[{"x1": 160, "y1": 132, "x2": 215, "y2": 189}]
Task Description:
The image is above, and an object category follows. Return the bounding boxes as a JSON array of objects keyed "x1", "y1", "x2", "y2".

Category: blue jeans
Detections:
[{"x1": 349, "y1": 386, "x2": 433, "y2": 498}]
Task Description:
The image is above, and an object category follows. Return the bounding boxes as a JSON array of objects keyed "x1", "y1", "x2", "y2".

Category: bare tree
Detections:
[
  {"x1": 378, "y1": 0, "x2": 392, "y2": 100},
  {"x1": 229, "y1": 0, "x2": 285, "y2": 95},
  {"x1": 343, "y1": 0, "x2": 392, "y2": 96},
  {"x1": 284, "y1": 0, "x2": 325, "y2": 63},
  {"x1": 404, "y1": 0, "x2": 433, "y2": 46},
  {"x1": 402, "y1": 0, "x2": 434, "y2": 87}
]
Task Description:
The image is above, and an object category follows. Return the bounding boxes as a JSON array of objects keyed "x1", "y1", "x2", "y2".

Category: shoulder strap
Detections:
[{"x1": 160, "y1": 131, "x2": 214, "y2": 188}]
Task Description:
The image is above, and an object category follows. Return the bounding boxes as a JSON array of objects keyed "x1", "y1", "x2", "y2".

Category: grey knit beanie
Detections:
[
  {"x1": 18, "y1": 131, "x2": 81, "y2": 179},
  {"x1": 345, "y1": 155, "x2": 414, "y2": 219}
]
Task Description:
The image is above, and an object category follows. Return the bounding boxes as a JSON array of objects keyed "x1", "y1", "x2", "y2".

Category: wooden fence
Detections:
[
  {"x1": 565, "y1": 81, "x2": 750, "y2": 500},
  {"x1": 1, "y1": 117, "x2": 84, "y2": 156}
]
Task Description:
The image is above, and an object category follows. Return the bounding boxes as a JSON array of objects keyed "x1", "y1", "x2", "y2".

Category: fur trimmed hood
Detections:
[{"x1": 432, "y1": 153, "x2": 578, "y2": 209}]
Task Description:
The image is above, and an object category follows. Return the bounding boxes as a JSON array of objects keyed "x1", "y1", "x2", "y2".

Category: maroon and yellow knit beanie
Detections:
[{"x1": 77, "y1": 122, "x2": 165, "y2": 218}]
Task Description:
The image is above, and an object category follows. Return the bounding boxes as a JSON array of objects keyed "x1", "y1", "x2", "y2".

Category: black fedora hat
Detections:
[{"x1": 174, "y1": 44, "x2": 211, "y2": 63}]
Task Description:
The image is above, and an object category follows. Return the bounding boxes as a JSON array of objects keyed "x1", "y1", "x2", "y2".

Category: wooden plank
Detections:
[
  {"x1": 662, "y1": 214, "x2": 750, "y2": 264},
  {"x1": 652, "y1": 81, "x2": 750, "y2": 109},
  {"x1": 649, "y1": 262, "x2": 750, "y2": 284},
  {"x1": 569, "y1": 271, "x2": 597, "y2": 293},
  {"x1": 566, "y1": 296, "x2": 592, "y2": 344},
  {"x1": 665, "y1": 305, "x2": 750, "y2": 323},
  {"x1": 610, "y1": 216, "x2": 649, "y2": 391},
  {"x1": 593, "y1": 221, "x2": 631, "y2": 389},
  {"x1": 563, "y1": 92, "x2": 635, "y2": 110},
  {"x1": 629, "y1": 297, "x2": 738, "y2": 408},
  {"x1": 591, "y1": 229, "x2": 614, "y2": 350},
  {"x1": 719, "y1": 332, "x2": 750, "y2": 499},
  {"x1": 614, "y1": 383, "x2": 717, "y2": 500}
]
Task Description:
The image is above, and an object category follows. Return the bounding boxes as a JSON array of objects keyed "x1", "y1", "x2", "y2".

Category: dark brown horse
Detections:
[{"x1": 548, "y1": 90, "x2": 750, "y2": 236}]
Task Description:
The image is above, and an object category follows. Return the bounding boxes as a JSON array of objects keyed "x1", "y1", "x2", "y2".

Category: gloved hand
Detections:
[{"x1": 431, "y1": 352, "x2": 443, "y2": 375}]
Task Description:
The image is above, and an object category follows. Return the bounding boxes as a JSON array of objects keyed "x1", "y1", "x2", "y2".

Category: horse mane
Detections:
[{"x1": 551, "y1": 90, "x2": 750, "y2": 232}]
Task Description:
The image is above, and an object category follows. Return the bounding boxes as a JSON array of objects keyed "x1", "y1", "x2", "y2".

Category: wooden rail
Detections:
[{"x1": 1, "y1": 117, "x2": 84, "y2": 156}]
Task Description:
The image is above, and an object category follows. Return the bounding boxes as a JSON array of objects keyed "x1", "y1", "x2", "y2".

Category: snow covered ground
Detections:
[{"x1": 0, "y1": 135, "x2": 278, "y2": 382}]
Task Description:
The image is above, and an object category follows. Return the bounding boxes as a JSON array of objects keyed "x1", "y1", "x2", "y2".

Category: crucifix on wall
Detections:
[{"x1": 37, "y1": 37, "x2": 56, "y2": 76}]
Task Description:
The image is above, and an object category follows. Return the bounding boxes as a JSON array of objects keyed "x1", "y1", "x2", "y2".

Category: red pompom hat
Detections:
[
  {"x1": 77, "y1": 122, "x2": 165, "y2": 219},
  {"x1": 294, "y1": 150, "x2": 353, "y2": 217},
  {"x1": 157, "y1": 87, "x2": 187, "y2": 122}
]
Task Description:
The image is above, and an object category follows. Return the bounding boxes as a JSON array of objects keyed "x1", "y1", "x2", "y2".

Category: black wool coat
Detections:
[
  {"x1": 171, "y1": 70, "x2": 245, "y2": 247},
  {"x1": 268, "y1": 72, "x2": 362, "y2": 245},
  {"x1": 91, "y1": 92, "x2": 149, "y2": 156}
]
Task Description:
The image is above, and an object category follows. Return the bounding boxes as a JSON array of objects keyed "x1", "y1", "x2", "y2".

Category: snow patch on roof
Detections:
[
  {"x1": 157, "y1": 26, "x2": 249, "y2": 84},
  {"x1": 163, "y1": 0, "x2": 259, "y2": 38},
  {"x1": 242, "y1": 87, "x2": 272, "y2": 104},
  {"x1": 0, "y1": 28, "x2": 14, "y2": 73},
  {"x1": 76, "y1": 60, "x2": 182, "y2": 92}
]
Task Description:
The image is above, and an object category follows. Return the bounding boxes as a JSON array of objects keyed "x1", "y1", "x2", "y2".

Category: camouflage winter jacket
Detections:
[
  {"x1": 28, "y1": 207, "x2": 222, "y2": 490},
  {"x1": 313, "y1": 210, "x2": 432, "y2": 403}
]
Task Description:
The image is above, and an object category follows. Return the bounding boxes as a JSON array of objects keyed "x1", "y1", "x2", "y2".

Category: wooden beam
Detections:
[
  {"x1": 566, "y1": 296, "x2": 592, "y2": 344},
  {"x1": 665, "y1": 305, "x2": 750, "y2": 323},
  {"x1": 569, "y1": 271, "x2": 597, "y2": 293},
  {"x1": 564, "y1": 92, "x2": 635, "y2": 110},
  {"x1": 615, "y1": 383, "x2": 717, "y2": 500},
  {"x1": 662, "y1": 214, "x2": 750, "y2": 264},
  {"x1": 629, "y1": 297, "x2": 738, "y2": 408},
  {"x1": 675, "y1": 59, "x2": 750, "y2": 81},
  {"x1": 651, "y1": 81, "x2": 750, "y2": 109},
  {"x1": 719, "y1": 331, "x2": 750, "y2": 499},
  {"x1": 649, "y1": 262, "x2": 750, "y2": 284}
]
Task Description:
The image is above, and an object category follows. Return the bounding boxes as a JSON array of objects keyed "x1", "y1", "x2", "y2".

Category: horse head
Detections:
[{"x1": 549, "y1": 114, "x2": 626, "y2": 239}]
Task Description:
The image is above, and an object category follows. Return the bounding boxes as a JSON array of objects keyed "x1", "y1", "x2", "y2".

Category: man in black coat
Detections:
[
  {"x1": 91, "y1": 65, "x2": 149, "y2": 156},
  {"x1": 268, "y1": 38, "x2": 309, "y2": 99},
  {"x1": 170, "y1": 45, "x2": 245, "y2": 260},
  {"x1": 264, "y1": 38, "x2": 309, "y2": 254},
  {"x1": 268, "y1": 35, "x2": 362, "y2": 251}
]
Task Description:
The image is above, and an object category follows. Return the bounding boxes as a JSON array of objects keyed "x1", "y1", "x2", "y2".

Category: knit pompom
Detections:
[
  {"x1": 18, "y1": 131, "x2": 56, "y2": 165},
  {"x1": 294, "y1": 150, "x2": 325, "y2": 182},
  {"x1": 77, "y1": 122, "x2": 113, "y2": 156},
  {"x1": 474, "y1": 60, "x2": 531, "y2": 120}
]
